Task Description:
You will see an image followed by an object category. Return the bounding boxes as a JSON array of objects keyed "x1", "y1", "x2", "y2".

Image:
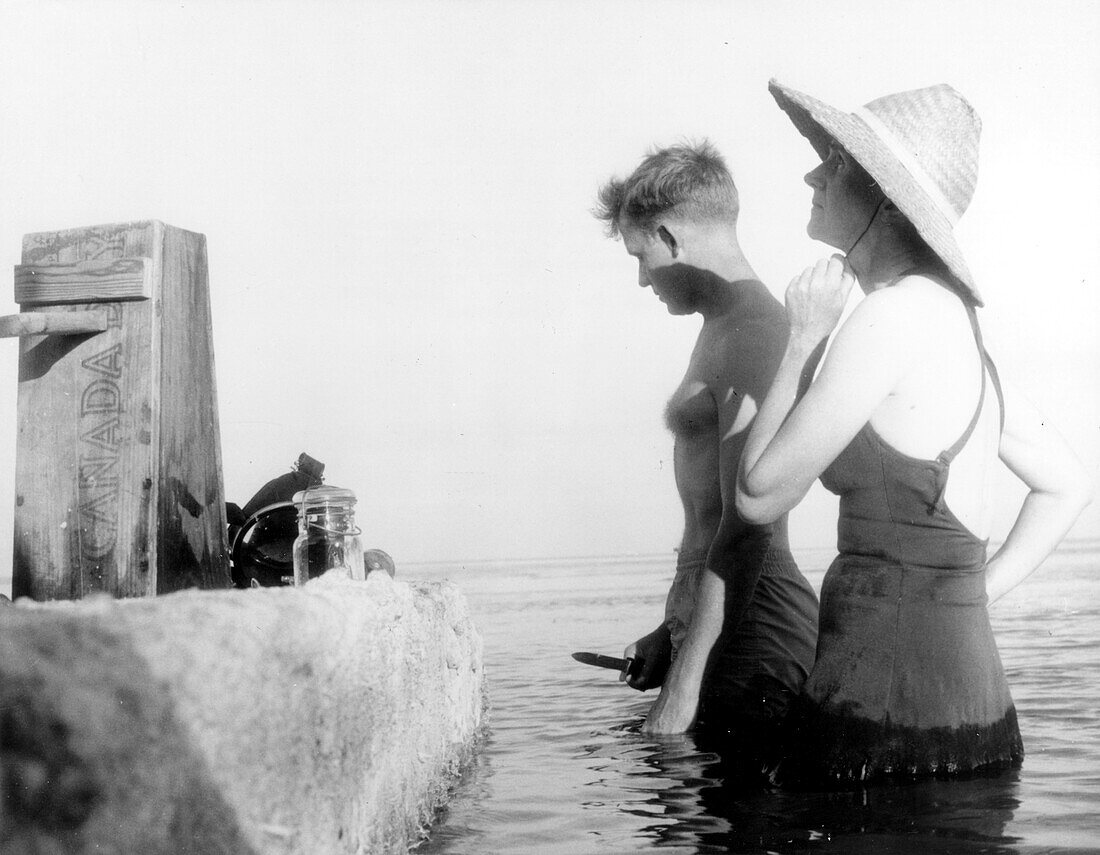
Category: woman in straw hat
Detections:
[{"x1": 735, "y1": 80, "x2": 1092, "y2": 786}]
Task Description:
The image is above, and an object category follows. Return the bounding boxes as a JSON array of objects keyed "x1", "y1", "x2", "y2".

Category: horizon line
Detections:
[
  {"x1": 397, "y1": 533, "x2": 1100, "y2": 571},
  {"x1": 1, "y1": 534, "x2": 1096, "y2": 585}
]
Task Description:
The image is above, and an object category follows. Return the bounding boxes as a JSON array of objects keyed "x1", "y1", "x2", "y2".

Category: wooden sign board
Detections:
[{"x1": 9, "y1": 221, "x2": 230, "y2": 599}]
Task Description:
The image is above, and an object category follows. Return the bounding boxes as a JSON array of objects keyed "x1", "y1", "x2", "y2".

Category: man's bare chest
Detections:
[{"x1": 665, "y1": 371, "x2": 717, "y2": 439}]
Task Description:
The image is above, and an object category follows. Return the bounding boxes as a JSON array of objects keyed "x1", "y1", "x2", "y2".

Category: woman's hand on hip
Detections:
[{"x1": 786, "y1": 254, "x2": 856, "y2": 347}]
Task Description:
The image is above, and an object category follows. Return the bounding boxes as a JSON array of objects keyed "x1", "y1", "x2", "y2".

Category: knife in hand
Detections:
[{"x1": 572, "y1": 651, "x2": 643, "y2": 676}]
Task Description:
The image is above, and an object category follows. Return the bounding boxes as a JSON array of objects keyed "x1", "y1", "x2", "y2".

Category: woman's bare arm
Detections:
[
  {"x1": 985, "y1": 382, "x2": 1093, "y2": 603},
  {"x1": 737, "y1": 257, "x2": 915, "y2": 523}
]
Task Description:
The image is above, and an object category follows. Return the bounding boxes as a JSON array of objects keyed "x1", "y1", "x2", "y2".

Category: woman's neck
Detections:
[{"x1": 847, "y1": 226, "x2": 939, "y2": 293}]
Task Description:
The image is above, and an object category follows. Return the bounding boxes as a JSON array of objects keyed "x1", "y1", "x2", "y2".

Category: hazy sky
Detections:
[{"x1": 0, "y1": 0, "x2": 1096, "y2": 569}]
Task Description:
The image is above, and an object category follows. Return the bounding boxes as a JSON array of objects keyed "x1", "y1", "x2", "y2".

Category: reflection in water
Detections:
[
  {"x1": 410, "y1": 550, "x2": 1099, "y2": 854},
  {"x1": 579, "y1": 716, "x2": 1022, "y2": 854}
]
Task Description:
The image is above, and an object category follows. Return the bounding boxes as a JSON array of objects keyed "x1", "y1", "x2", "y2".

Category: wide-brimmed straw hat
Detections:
[{"x1": 769, "y1": 79, "x2": 983, "y2": 306}]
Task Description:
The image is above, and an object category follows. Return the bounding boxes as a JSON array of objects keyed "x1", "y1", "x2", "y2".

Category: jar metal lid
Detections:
[{"x1": 291, "y1": 484, "x2": 358, "y2": 507}]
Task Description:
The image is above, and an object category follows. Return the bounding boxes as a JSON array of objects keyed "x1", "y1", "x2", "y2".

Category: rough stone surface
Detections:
[{"x1": 0, "y1": 572, "x2": 485, "y2": 854}]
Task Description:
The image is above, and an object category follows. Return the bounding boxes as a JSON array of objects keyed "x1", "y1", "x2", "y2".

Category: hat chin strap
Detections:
[{"x1": 846, "y1": 197, "x2": 886, "y2": 256}]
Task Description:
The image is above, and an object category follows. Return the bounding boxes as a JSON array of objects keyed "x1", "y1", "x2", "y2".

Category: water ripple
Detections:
[{"x1": 412, "y1": 549, "x2": 1100, "y2": 854}]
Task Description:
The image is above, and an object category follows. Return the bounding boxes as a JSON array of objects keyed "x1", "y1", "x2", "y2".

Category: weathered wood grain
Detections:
[
  {"x1": 0, "y1": 310, "x2": 108, "y2": 338},
  {"x1": 153, "y1": 223, "x2": 229, "y2": 593},
  {"x1": 14, "y1": 258, "x2": 150, "y2": 304},
  {"x1": 12, "y1": 220, "x2": 230, "y2": 599}
]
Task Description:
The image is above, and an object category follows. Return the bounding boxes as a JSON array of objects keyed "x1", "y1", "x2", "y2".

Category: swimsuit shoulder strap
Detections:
[{"x1": 937, "y1": 300, "x2": 1002, "y2": 466}]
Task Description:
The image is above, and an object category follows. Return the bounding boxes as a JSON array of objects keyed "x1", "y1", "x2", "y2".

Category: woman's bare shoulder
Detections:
[
  {"x1": 892, "y1": 272, "x2": 966, "y2": 309},
  {"x1": 845, "y1": 275, "x2": 958, "y2": 330},
  {"x1": 825, "y1": 276, "x2": 957, "y2": 372}
]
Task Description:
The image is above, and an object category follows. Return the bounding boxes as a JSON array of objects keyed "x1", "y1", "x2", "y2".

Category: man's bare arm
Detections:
[{"x1": 641, "y1": 319, "x2": 786, "y2": 734}]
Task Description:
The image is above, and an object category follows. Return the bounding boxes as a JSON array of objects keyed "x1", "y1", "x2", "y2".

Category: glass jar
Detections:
[{"x1": 291, "y1": 485, "x2": 365, "y2": 585}]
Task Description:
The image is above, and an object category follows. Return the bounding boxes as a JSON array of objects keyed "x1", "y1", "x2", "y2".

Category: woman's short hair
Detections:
[{"x1": 595, "y1": 140, "x2": 739, "y2": 237}]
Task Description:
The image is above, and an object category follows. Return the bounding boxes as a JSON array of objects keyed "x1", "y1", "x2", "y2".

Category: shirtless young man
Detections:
[{"x1": 595, "y1": 142, "x2": 818, "y2": 748}]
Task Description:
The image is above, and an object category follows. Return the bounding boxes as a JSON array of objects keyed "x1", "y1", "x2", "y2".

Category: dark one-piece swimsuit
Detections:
[{"x1": 782, "y1": 291, "x2": 1024, "y2": 788}]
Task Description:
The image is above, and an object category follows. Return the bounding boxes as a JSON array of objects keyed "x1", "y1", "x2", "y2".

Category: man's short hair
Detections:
[{"x1": 595, "y1": 140, "x2": 740, "y2": 237}]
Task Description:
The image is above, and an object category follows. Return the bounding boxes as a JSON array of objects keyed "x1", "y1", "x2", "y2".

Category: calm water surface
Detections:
[{"x1": 408, "y1": 540, "x2": 1100, "y2": 854}]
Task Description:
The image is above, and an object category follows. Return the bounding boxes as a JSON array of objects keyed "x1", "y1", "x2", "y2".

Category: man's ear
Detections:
[{"x1": 656, "y1": 224, "x2": 680, "y2": 258}]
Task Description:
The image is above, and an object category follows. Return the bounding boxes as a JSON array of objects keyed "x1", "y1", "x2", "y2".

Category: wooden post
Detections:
[{"x1": 5, "y1": 220, "x2": 230, "y2": 599}]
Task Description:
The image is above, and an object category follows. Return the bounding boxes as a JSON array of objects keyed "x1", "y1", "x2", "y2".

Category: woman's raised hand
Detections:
[{"x1": 785, "y1": 254, "x2": 856, "y2": 346}]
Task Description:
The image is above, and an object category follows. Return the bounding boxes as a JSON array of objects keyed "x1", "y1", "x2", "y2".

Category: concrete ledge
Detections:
[{"x1": 0, "y1": 572, "x2": 485, "y2": 854}]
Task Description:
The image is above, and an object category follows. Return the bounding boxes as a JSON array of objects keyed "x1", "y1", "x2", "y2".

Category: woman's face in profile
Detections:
[{"x1": 804, "y1": 145, "x2": 881, "y2": 250}]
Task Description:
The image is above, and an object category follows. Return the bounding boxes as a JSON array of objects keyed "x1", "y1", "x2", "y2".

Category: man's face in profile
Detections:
[{"x1": 619, "y1": 220, "x2": 697, "y2": 315}]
